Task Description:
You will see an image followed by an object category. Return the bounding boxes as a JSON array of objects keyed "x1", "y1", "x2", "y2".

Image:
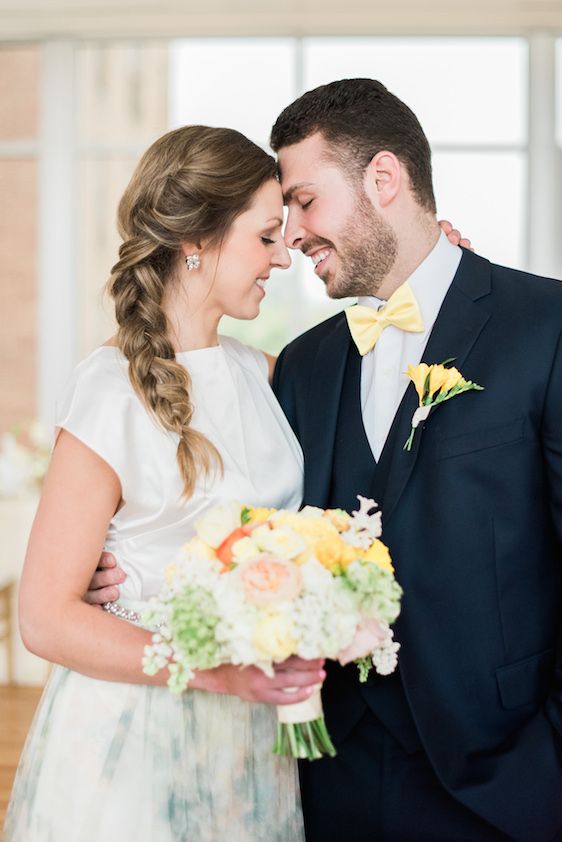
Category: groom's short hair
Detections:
[{"x1": 270, "y1": 78, "x2": 436, "y2": 214}]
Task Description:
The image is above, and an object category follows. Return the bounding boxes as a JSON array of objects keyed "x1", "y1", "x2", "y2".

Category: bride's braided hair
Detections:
[{"x1": 108, "y1": 126, "x2": 277, "y2": 497}]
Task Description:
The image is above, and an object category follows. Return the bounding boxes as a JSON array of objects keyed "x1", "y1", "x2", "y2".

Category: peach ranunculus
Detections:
[
  {"x1": 337, "y1": 618, "x2": 386, "y2": 666},
  {"x1": 239, "y1": 553, "x2": 302, "y2": 606}
]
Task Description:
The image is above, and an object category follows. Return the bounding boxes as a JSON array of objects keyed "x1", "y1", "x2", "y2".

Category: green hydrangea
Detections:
[
  {"x1": 169, "y1": 586, "x2": 221, "y2": 670},
  {"x1": 342, "y1": 562, "x2": 402, "y2": 625}
]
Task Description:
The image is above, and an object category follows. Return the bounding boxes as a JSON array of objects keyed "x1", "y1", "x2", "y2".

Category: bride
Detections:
[{"x1": 4, "y1": 125, "x2": 321, "y2": 842}]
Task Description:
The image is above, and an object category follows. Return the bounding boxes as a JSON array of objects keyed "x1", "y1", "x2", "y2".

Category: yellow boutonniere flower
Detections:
[
  {"x1": 404, "y1": 360, "x2": 484, "y2": 451},
  {"x1": 406, "y1": 363, "x2": 431, "y2": 401}
]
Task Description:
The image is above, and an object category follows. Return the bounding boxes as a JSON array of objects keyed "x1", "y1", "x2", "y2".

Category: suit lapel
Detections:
[
  {"x1": 381, "y1": 251, "x2": 492, "y2": 526},
  {"x1": 302, "y1": 317, "x2": 353, "y2": 507}
]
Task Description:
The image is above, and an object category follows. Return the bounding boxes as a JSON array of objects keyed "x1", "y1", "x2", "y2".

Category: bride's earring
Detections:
[{"x1": 185, "y1": 253, "x2": 200, "y2": 271}]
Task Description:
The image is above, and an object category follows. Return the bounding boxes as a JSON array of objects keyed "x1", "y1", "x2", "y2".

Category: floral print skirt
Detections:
[{"x1": 5, "y1": 665, "x2": 304, "y2": 841}]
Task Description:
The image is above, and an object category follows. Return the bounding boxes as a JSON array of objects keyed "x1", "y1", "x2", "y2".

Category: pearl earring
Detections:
[{"x1": 186, "y1": 253, "x2": 200, "y2": 271}]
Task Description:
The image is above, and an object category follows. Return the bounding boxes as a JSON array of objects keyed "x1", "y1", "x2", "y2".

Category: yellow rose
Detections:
[
  {"x1": 406, "y1": 363, "x2": 431, "y2": 401},
  {"x1": 245, "y1": 506, "x2": 277, "y2": 525},
  {"x1": 254, "y1": 613, "x2": 296, "y2": 660},
  {"x1": 315, "y1": 537, "x2": 358, "y2": 572},
  {"x1": 358, "y1": 539, "x2": 394, "y2": 574}
]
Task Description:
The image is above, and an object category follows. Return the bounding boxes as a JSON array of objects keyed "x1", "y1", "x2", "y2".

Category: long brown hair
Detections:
[{"x1": 108, "y1": 126, "x2": 277, "y2": 496}]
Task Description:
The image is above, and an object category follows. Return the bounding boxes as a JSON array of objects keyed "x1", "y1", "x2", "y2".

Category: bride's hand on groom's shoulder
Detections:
[
  {"x1": 438, "y1": 219, "x2": 474, "y2": 251},
  {"x1": 84, "y1": 551, "x2": 126, "y2": 606},
  {"x1": 208, "y1": 657, "x2": 326, "y2": 706}
]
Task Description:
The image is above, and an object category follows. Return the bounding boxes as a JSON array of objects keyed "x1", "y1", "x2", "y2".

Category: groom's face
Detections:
[{"x1": 278, "y1": 132, "x2": 397, "y2": 299}]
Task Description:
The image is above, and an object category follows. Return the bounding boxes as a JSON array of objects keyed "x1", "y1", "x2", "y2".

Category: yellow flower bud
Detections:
[{"x1": 406, "y1": 363, "x2": 431, "y2": 401}]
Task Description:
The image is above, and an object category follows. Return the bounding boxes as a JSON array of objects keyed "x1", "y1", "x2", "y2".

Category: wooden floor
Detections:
[{"x1": 0, "y1": 685, "x2": 42, "y2": 840}]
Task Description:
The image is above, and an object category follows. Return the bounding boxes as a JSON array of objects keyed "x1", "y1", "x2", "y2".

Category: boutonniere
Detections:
[{"x1": 403, "y1": 359, "x2": 484, "y2": 451}]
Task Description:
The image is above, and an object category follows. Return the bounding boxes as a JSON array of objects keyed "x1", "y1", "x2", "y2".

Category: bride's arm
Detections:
[
  {"x1": 19, "y1": 428, "x2": 169, "y2": 685},
  {"x1": 20, "y1": 429, "x2": 323, "y2": 701}
]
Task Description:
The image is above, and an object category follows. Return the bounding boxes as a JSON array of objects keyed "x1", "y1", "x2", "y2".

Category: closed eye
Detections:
[
  {"x1": 261, "y1": 236, "x2": 275, "y2": 245},
  {"x1": 301, "y1": 199, "x2": 313, "y2": 210}
]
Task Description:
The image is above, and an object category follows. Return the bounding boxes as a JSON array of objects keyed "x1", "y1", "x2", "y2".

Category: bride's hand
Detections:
[
  {"x1": 84, "y1": 551, "x2": 126, "y2": 605},
  {"x1": 438, "y1": 219, "x2": 474, "y2": 251},
  {"x1": 205, "y1": 657, "x2": 326, "y2": 706}
]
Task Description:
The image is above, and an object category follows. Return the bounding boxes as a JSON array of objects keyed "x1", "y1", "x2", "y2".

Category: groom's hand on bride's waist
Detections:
[{"x1": 84, "y1": 552, "x2": 126, "y2": 606}]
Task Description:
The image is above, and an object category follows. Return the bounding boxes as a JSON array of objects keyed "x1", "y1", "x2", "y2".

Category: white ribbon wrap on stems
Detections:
[
  {"x1": 411, "y1": 404, "x2": 432, "y2": 429},
  {"x1": 277, "y1": 685, "x2": 323, "y2": 724}
]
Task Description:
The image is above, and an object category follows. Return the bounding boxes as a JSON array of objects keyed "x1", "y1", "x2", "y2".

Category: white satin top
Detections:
[{"x1": 55, "y1": 336, "x2": 304, "y2": 601}]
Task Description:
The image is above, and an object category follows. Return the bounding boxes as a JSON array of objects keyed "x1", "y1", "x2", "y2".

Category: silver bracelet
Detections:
[{"x1": 102, "y1": 601, "x2": 141, "y2": 624}]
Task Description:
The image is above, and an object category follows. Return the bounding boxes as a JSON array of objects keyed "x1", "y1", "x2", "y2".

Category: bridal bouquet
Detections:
[{"x1": 142, "y1": 496, "x2": 402, "y2": 760}]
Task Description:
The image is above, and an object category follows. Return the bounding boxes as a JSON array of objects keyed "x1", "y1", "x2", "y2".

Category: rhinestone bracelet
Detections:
[{"x1": 102, "y1": 601, "x2": 141, "y2": 624}]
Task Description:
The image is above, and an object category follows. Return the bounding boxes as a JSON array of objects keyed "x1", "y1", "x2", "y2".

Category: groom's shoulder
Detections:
[
  {"x1": 470, "y1": 250, "x2": 562, "y2": 304},
  {"x1": 462, "y1": 249, "x2": 562, "y2": 320},
  {"x1": 280, "y1": 310, "x2": 347, "y2": 364}
]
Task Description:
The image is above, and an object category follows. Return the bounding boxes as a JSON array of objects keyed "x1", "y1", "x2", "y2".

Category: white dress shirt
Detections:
[{"x1": 359, "y1": 232, "x2": 463, "y2": 461}]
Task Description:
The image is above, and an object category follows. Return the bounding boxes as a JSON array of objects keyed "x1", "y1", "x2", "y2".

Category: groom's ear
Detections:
[{"x1": 364, "y1": 151, "x2": 401, "y2": 209}]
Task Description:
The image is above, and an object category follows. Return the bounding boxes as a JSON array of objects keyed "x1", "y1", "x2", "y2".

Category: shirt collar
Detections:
[{"x1": 357, "y1": 231, "x2": 462, "y2": 334}]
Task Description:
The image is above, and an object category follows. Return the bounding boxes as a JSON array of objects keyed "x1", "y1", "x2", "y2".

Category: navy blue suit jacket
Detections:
[{"x1": 273, "y1": 249, "x2": 562, "y2": 841}]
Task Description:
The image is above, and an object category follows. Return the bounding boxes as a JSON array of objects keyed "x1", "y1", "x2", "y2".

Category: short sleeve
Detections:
[
  {"x1": 54, "y1": 350, "x2": 137, "y2": 490},
  {"x1": 220, "y1": 335, "x2": 269, "y2": 380}
]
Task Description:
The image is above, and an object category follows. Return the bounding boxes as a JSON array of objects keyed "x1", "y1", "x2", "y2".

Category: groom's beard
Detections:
[{"x1": 320, "y1": 191, "x2": 398, "y2": 300}]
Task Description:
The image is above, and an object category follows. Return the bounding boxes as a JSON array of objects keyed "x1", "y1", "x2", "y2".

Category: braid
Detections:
[
  {"x1": 107, "y1": 125, "x2": 277, "y2": 498},
  {"x1": 109, "y1": 237, "x2": 222, "y2": 498}
]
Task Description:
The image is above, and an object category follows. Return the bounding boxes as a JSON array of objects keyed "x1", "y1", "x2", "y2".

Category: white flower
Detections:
[
  {"x1": 252, "y1": 524, "x2": 307, "y2": 559},
  {"x1": 342, "y1": 496, "x2": 382, "y2": 548},
  {"x1": 297, "y1": 506, "x2": 325, "y2": 520},
  {"x1": 195, "y1": 500, "x2": 242, "y2": 548},
  {"x1": 231, "y1": 536, "x2": 261, "y2": 564},
  {"x1": 371, "y1": 627, "x2": 400, "y2": 676}
]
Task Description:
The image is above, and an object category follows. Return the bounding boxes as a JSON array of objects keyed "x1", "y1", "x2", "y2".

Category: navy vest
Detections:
[{"x1": 320, "y1": 341, "x2": 422, "y2": 753}]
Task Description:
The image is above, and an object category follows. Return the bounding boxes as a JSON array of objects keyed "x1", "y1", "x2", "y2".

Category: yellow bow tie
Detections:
[{"x1": 345, "y1": 282, "x2": 425, "y2": 356}]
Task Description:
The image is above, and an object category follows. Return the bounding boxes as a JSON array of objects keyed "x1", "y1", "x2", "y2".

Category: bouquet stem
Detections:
[{"x1": 273, "y1": 686, "x2": 336, "y2": 760}]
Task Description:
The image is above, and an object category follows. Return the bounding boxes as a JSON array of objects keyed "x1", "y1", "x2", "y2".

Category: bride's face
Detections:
[{"x1": 203, "y1": 179, "x2": 291, "y2": 320}]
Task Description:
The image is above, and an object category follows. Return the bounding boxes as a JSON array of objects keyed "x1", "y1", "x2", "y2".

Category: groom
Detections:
[{"x1": 269, "y1": 79, "x2": 562, "y2": 841}]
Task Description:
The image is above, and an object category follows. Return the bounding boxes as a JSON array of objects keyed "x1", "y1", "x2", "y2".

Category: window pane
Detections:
[
  {"x1": 0, "y1": 159, "x2": 38, "y2": 429},
  {"x1": 170, "y1": 38, "x2": 296, "y2": 145},
  {"x1": 555, "y1": 38, "x2": 562, "y2": 146},
  {"x1": 304, "y1": 37, "x2": 527, "y2": 145},
  {"x1": 433, "y1": 150, "x2": 526, "y2": 269},
  {"x1": 77, "y1": 42, "x2": 169, "y2": 148},
  {"x1": 78, "y1": 157, "x2": 140, "y2": 356},
  {"x1": 0, "y1": 45, "x2": 39, "y2": 141}
]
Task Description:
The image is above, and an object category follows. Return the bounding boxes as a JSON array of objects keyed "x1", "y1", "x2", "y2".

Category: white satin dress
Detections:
[{"x1": 5, "y1": 337, "x2": 305, "y2": 842}]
